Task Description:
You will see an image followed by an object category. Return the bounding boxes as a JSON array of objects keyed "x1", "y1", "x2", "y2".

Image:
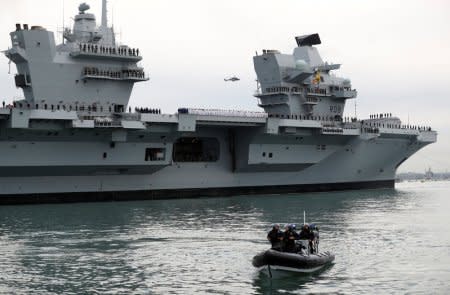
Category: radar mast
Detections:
[{"x1": 101, "y1": 0, "x2": 108, "y2": 28}]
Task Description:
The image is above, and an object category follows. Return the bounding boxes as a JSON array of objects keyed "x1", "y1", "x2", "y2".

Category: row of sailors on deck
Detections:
[
  {"x1": 135, "y1": 107, "x2": 161, "y2": 114},
  {"x1": 180, "y1": 108, "x2": 267, "y2": 118},
  {"x1": 3, "y1": 102, "x2": 114, "y2": 112},
  {"x1": 363, "y1": 121, "x2": 432, "y2": 131},
  {"x1": 267, "y1": 223, "x2": 317, "y2": 254},
  {"x1": 79, "y1": 43, "x2": 140, "y2": 57},
  {"x1": 264, "y1": 86, "x2": 350, "y2": 94},
  {"x1": 370, "y1": 113, "x2": 392, "y2": 119},
  {"x1": 268, "y1": 113, "x2": 343, "y2": 121},
  {"x1": 1, "y1": 102, "x2": 162, "y2": 115},
  {"x1": 83, "y1": 67, "x2": 145, "y2": 79},
  {"x1": 364, "y1": 121, "x2": 400, "y2": 128},
  {"x1": 403, "y1": 125, "x2": 432, "y2": 131},
  {"x1": 363, "y1": 125, "x2": 432, "y2": 133}
]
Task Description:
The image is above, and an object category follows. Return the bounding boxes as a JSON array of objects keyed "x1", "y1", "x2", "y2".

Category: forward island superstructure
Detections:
[{"x1": 0, "y1": 2, "x2": 436, "y2": 204}]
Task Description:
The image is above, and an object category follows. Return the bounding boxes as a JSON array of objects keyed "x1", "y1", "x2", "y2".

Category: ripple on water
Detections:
[{"x1": 0, "y1": 182, "x2": 449, "y2": 294}]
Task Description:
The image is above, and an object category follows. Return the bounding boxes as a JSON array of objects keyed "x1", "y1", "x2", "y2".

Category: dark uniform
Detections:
[
  {"x1": 283, "y1": 226, "x2": 297, "y2": 253},
  {"x1": 267, "y1": 225, "x2": 283, "y2": 250},
  {"x1": 299, "y1": 224, "x2": 315, "y2": 253}
]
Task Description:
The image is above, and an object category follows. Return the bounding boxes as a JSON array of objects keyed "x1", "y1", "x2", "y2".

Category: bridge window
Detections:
[
  {"x1": 173, "y1": 137, "x2": 220, "y2": 162},
  {"x1": 145, "y1": 148, "x2": 166, "y2": 161}
]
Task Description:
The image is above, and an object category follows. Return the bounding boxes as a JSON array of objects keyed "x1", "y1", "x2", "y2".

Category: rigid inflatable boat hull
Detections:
[{"x1": 253, "y1": 249, "x2": 335, "y2": 275}]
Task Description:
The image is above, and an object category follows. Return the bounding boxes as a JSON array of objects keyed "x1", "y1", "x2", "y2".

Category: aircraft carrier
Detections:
[{"x1": 0, "y1": 1, "x2": 437, "y2": 204}]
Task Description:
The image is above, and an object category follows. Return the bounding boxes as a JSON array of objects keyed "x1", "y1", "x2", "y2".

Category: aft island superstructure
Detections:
[{"x1": 0, "y1": 2, "x2": 436, "y2": 204}]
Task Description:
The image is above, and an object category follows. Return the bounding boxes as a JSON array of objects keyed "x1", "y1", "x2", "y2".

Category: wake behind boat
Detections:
[{"x1": 253, "y1": 223, "x2": 334, "y2": 276}]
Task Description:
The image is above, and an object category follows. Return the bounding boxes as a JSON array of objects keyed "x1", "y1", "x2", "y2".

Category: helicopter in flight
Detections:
[{"x1": 224, "y1": 76, "x2": 240, "y2": 82}]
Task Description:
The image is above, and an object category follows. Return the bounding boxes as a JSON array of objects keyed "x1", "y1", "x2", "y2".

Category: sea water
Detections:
[{"x1": 0, "y1": 181, "x2": 449, "y2": 294}]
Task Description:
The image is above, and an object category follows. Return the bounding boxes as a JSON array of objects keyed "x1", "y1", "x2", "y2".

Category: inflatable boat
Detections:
[
  {"x1": 253, "y1": 227, "x2": 335, "y2": 277},
  {"x1": 253, "y1": 248, "x2": 335, "y2": 275}
]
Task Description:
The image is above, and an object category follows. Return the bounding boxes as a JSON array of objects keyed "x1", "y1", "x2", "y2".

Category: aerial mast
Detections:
[
  {"x1": 62, "y1": 0, "x2": 65, "y2": 44},
  {"x1": 101, "y1": 0, "x2": 108, "y2": 27}
]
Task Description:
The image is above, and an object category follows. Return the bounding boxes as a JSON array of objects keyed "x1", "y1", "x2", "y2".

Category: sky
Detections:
[{"x1": 0, "y1": 0, "x2": 449, "y2": 172}]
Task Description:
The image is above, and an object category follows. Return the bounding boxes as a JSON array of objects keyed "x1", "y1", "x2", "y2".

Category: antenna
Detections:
[
  {"x1": 62, "y1": 0, "x2": 65, "y2": 44},
  {"x1": 111, "y1": 3, "x2": 114, "y2": 28},
  {"x1": 303, "y1": 211, "x2": 306, "y2": 225},
  {"x1": 102, "y1": 0, "x2": 108, "y2": 27},
  {"x1": 354, "y1": 100, "x2": 357, "y2": 119}
]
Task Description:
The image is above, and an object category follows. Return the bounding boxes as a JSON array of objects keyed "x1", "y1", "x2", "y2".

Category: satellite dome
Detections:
[
  {"x1": 343, "y1": 78, "x2": 351, "y2": 86},
  {"x1": 295, "y1": 59, "x2": 310, "y2": 71}
]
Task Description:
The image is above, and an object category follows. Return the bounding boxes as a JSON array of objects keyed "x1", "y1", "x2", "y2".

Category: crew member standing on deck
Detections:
[
  {"x1": 283, "y1": 224, "x2": 297, "y2": 253},
  {"x1": 267, "y1": 224, "x2": 283, "y2": 251},
  {"x1": 299, "y1": 224, "x2": 315, "y2": 253}
]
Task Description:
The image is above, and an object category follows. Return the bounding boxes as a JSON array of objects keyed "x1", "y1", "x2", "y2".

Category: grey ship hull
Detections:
[
  {"x1": 0, "y1": 117, "x2": 434, "y2": 204},
  {"x1": 0, "y1": 180, "x2": 393, "y2": 205}
]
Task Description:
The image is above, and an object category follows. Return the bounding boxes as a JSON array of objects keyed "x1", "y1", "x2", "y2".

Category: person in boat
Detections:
[
  {"x1": 299, "y1": 224, "x2": 315, "y2": 253},
  {"x1": 267, "y1": 224, "x2": 283, "y2": 250},
  {"x1": 283, "y1": 224, "x2": 298, "y2": 253}
]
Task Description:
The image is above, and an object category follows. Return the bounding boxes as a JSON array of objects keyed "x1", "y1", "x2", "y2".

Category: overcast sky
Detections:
[{"x1": 1, "y1": 0, "x2": 449, "y2": 172}]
